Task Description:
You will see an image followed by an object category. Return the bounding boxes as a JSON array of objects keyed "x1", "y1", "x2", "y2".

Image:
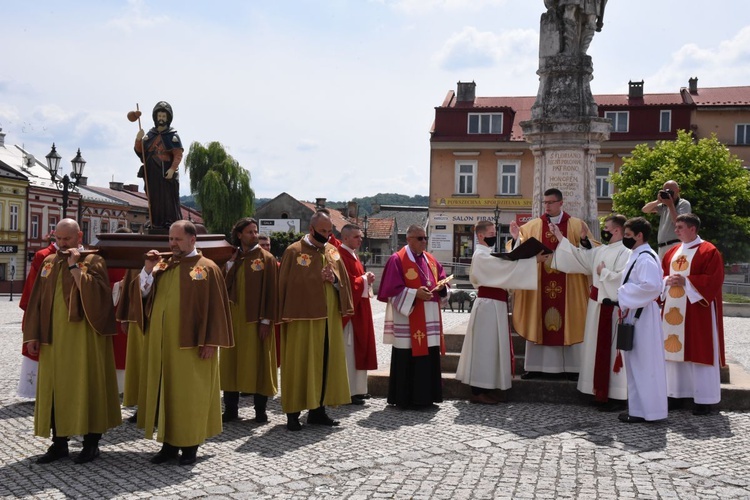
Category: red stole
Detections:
[
  {"x1": 397, "y1": 247, "x2": 443, "y2": 357},
  {"x1": 540, "y1": 213, "x2": 569, "y2": 345},
  {"x1": 590, "y1": 286, "x2": 615, "y2": 401}
]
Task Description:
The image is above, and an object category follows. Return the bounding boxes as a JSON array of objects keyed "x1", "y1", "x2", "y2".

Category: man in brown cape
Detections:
[
  {"x1": 125, "y1": 220, "x2": 233, "y2": 465},
  {"x1": 221, "y1": 217, "x2": 279, "y2": 423},
  {"x1": 23, "y1": 219, "x2": 121, "y2": 464},
  {"x1": 278, "y1": 211, "x2": 354, "y2": 430}
]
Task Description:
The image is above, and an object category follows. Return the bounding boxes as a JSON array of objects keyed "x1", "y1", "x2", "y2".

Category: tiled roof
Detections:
[
  {"x1": 79, "y1": 186, "x2": 128, "y2": 205},
  {"x1": 300, "y1": 201, "x2": 352, "y2": 232},
  {"x1": 685, "y1": 86, "x2": 750, "y2": 106},
  {"x1": 359, "y1": 217, "x2": 394, "y2": 240},
  {"x1": 596, "y1": 93, "x2": 685, "y2": 107},
  {"x1": 371, "y1": 207, "x2": 428, "y2": 234},
  {"x1": 86, "y1": 185, "x2": 149, "y2": 209}
]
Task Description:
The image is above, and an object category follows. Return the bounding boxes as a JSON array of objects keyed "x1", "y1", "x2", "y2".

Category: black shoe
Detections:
[
  {"x1": 254, "y1": 411, "x2": 269, "y2": 424},
  {"x1": 179, "y1": 446, "x2": 198, "y2": 465},
  {"x1": 74, "y1": 446, "x2": 100, "y2": 464},
  {"x1": 127, "y1": 412, "x2": 138, "y2": 424},
  {"x1": 36, "y1": 443, "x2": 69, "y2": 464},
  {"x1": 668, "y1": 397, "x2": 685, "y2": 411},
  {"x1": 150, "y1": 443, "x2": 179, "y2": 464},
  {"x1": 354, "y1": 394, "x2": 371, "y2": 400},
  {"x1": 308, "y1": 408, "x2": 340, "y2": 426},
  {"x1": 222, "y1": 411, "x2": 239, "y2": 423},
  {"x1": 350, "y1": 397, "x2": 365, "y2": 406},
  {"x1": 520, "y1": 371, "x2": 540, "y2": 380},
  {"x1": 286, "y1": 412, "x2": 302, "y2": 431},
  {"x1": 566, "y1": 372, "x2": 579, "y2": 382},
  {"x1": 618, "y1": 412, "x2": 646, "y2": 423},
  {"x1": 693, "y1": 404, "x2": 712, "y2": 416},
  {"x1": 597, "y1": 400, "x2": 627, "y2": 413}
]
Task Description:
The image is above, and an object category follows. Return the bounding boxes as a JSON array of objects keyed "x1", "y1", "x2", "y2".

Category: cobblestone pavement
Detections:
[{"x1": 2, "y1": 297, "x2": 750, "y2": 499}]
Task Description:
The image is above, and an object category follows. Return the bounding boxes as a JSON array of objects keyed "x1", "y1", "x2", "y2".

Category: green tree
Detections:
[
  {"x1": 611, "y1": 130, "x2": 750, "y2": 263},
  {"x1": 184, "y1": 141, "x2": 254, "y2": 235},
  {"x1": 269, "y1": 231, "x2": 305, "y2": 259}
]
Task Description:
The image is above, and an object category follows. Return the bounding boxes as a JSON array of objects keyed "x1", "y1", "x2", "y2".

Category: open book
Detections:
[{"x1": 491, "y1": 237, "x2": 552, "y2": 261}]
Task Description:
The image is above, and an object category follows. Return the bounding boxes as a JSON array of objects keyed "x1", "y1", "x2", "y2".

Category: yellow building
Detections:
[{"x1": 0, "y1": 155, "x2": 28, "y2": 294}]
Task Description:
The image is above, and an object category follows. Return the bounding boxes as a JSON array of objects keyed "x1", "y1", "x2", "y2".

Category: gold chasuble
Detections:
[
  {"x1": 23, "y1": 254, "x2": 121, "y2": 438},
  {"x1": 510, "y1": 215, "x2": 589, "y2": 346},
  {"x1": 221, "y1": 246, "x2": 279, "y2": 396},
  {"x1": 278, "y1": 238, "x2": 354, "y2": 414},
  {"x1": 137, "y1": 253, "x2": 233, "y2": 448}
]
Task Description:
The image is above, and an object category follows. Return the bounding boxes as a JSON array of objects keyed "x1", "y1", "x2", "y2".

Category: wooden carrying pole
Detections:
[{"x1": 135, "y1": 103, "x2": 154, "y2": 226}]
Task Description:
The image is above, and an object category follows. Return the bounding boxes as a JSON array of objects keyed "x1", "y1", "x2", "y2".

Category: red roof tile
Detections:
[
  {"x1": 358, "y1": 217, "x2": 394, "y2": 240},
  {"x1": 596, "y1": 93, "x2": 685, "y2": 107},
  {"x1": 300, "y1": 202, "x2": 352, "y2": 232},
  {"x1": 686, "y1": 85, "x2": 750, "y2": 106}
]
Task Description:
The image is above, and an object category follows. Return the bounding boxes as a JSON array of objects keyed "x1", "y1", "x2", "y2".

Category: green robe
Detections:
[
  {"x1": 221, "y1": 267, "x2": 277, "y2": 395},
  {"x1": 35, "y1": 272, "x2": 121, "y2": 437},
  {"x1": 138, "y1": 267, "x2": 223, "y2": 447}
]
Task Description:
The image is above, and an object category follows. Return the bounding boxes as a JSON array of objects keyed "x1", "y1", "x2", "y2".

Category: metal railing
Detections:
[{"x1": 724, "y1": 282, "x2": 750, "y2": 297}]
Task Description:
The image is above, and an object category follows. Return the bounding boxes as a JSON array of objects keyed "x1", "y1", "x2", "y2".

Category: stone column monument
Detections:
[{"x1": 521, "y1": 0, "x2": 611, "y2": 232}]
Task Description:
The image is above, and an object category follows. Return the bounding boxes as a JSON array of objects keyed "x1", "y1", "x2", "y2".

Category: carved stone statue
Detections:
[{"x1": 542, "y1": 0, "x2": 607, "y2": 56}]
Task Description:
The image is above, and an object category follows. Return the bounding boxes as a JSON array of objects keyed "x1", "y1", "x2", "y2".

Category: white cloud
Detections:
[
  {"x1": 374, "y1": 0, "x2": 508, "y2": 15},
  {"x1": 433, "y1": 26, "x2": 538, "y2": 71},
  {"x1": 107, "y1": 0, "x2": 169, "y2": 33},
  {"x1": 297, "y1": 139, "x2": 319, "y2": 152},
  {"x1": 648, "y1": 26, "x2": 750, "y2": 91}
]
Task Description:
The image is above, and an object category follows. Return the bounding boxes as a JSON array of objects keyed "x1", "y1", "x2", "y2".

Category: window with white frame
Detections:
[
  {"x1": 736, "y1": 124, "x2": 750, "y2": 145},
  {"x1": 31, "y1": 215, "x2": 39, "y2": 239},
  {"x1": 9, "y1": 204, "x2": 19, "y2": 231},
  {"x1": 604, "y1": 111, "x2": 629, "y2": 133},
  {"x1": 468, "y1": 113, "x2": 502, "y2": 134},
  {"x1": 596, "y1": 164, "x2": 613, "y2": 198},
  {"x1": 455, "y1": 161, "x2": 477, "y2": 195},
  {"x1": 48, "y1": 216, "x2": 57, "y2": 236},
  {"x1": 660, "y1": 110, "x2": 671, "y2": 133},
  {"x1": 0, "y1": 204, "x2": 3, "y2": 230},
  {"x1": 497, "y1": 161, "x2": 520, "y2": 195}
]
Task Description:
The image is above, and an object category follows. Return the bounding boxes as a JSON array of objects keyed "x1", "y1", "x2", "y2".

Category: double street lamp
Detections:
[{"x1": 45, "y1": 144, "x2": 86, "y2": 221}]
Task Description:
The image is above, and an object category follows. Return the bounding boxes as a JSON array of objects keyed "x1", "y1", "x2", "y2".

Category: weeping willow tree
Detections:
[{"x1": 184, "y1": 141, "x2": 254, "y2": 236}]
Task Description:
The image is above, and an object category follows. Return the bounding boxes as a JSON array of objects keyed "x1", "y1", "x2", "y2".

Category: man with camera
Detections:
[{"x1": 642, "y1": 181, "x2": 691, "y2": 258}]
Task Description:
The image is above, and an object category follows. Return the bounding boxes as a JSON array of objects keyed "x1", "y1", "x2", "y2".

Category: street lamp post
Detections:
[
  {"x1": 493, "y1": 203, "x2": 501, "y2": 252},
  {"x1": 362, "y1": 214, "x2": 369, "y2": 270},
  {"x1": 45, "y1": 144, "x2": 86, "y2": 221}
]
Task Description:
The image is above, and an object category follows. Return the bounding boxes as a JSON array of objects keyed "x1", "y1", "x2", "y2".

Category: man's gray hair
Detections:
[{"x1": 406, "y1": 225, "x2": 425, "y2": 236}]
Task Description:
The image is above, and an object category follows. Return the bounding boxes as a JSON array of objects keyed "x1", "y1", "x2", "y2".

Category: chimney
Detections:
[
  {"x1": 109, "y1": 181, "x2": 124, "y2": 191},
  {"x1": 688, "y1": 77, "x2": 698, "y2": 95},
  {"x1": 0, "y1": 128, "x2": 5, "y2": 147},
  {"x1": 628, "y1": 80, "x2": 644, "y2": 99},
  {"x1": 77, "y1": 176, "x2": 88, "y2": 186},
  {"x1": 123, "y1": 184, "x2": 139, "y2": 192},
  {"x1": 456, "y1": 81, "x2": 476, "y2": 103},
  {"x1": 315, "y1": 197, "x2": 326, "y2": 210},
  {"x1": 346, "y1": 201, "x2": 358, "y2": 219}
]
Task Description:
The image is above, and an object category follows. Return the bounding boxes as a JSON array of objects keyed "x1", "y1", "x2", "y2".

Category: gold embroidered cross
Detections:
[
  {"x1": 413, "y1": 329, "x2": 426, "y2": 346},
  {"x1": 545, "y1": 280, "x2": 562, "y2": 299}
]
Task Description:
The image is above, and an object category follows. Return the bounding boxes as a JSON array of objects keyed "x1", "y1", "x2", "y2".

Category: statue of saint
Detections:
[
  {"x1": 544, "y1": 0, "x2": 607, "y2": 55},
  {"x1": 134, "y1": 101, "x2": 183, "y2": 230}
]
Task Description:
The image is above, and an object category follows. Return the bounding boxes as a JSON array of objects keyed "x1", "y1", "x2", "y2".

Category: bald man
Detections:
[{"x1": 23, "y1": 219, "x2": 121, "y2": 464}]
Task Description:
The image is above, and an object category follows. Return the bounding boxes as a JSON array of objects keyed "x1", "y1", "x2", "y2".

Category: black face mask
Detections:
[
  {"x1": 622, "y1": 237, "x2": 636, "y2": 249},
  {"x1": 484, "y1": 236, "x2": 497, "y2": 247},
  {"x1": 312, "y1": 229, "x2": 328, "y2": 244},
  {"x1": 600, "y1": 230, "x2": 612, "y2": 243}
]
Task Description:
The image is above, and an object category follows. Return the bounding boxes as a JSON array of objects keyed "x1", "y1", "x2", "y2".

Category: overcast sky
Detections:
[{"x1": 2, "y1": 0, "x2": 749, "y2": 202}]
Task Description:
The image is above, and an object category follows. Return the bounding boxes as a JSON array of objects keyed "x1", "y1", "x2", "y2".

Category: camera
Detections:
[{"x1": 659, "y1": 189, "x2": 673, "y2": 200}]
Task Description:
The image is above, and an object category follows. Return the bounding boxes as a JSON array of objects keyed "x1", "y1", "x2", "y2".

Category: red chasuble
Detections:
[
  {"x1": 339, "y1": 247, "x2": 378, "y2": 370},
  {"x1": 662, "y1": 241, "x2": 726, "y2": 366},
  {"x1": 539, "y1": 213, "x2": 570, "y2": 346}
]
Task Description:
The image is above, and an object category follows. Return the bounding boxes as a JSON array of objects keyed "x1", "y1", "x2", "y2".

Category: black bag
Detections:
[
  {"x1": 616, "y1": 251, "x2": 657, "y2": 352},
  {"x1": 616, "y1": 323, "x2": 635, "y2": 351}
]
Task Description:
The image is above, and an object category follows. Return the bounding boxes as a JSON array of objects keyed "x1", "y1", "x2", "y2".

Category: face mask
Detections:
[
  {"x1": 622, "y1": 237, "x2": 636, "y2": 249},
  {"x1": 600, "y1": 230, "x2": 612, "y2": 243},
  {"x1": 312, "y1": 229, "x2": 328, "y2": 244},
  {"x1": 483, "y1": 236, "x2": 497, "y2": 247}
]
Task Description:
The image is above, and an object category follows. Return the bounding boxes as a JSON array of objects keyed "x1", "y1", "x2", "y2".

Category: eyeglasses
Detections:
[{"x1": 409, "y1": 236, "x2": 428, "y2": 241}]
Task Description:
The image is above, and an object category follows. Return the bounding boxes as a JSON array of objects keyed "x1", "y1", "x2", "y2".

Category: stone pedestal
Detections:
[{"x1": 521, "y1": 49, "x2": 610, "y2": 232}]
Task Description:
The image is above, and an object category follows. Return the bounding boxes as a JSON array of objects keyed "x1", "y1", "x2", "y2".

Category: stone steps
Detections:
[{"x1": 369, "y1": 318, "x2": 744, "y2": 410}]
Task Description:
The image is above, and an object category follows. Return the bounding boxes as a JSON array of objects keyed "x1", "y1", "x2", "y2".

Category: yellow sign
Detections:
[{"x1": 434, "y1": 197, "x2": 532, "y2": 208}]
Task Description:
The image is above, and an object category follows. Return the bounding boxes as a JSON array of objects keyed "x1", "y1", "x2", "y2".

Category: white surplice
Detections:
[
  {"x1": 617, "y1": 244, "x2": 668, "y2": 421},
  {"x1": 553, "y1": 238, "x2": 631, "y2": 400},
  {"x1": 455, "y1": 245, "x2": 538, "y2": 390}
]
